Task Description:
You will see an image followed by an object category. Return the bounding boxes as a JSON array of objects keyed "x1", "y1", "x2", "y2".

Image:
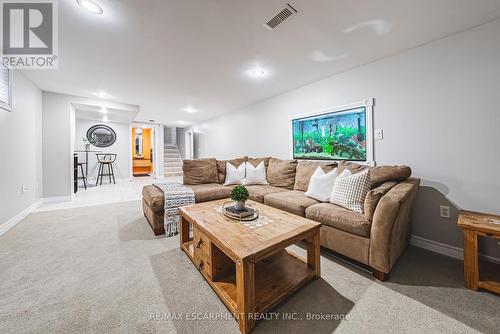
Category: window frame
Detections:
[
  {"x1": 289, "y1": 98, "x2": 375, "y2": 165},
  {"x1": 0, "y1": 64, "x2": 13, "y2": 112}
]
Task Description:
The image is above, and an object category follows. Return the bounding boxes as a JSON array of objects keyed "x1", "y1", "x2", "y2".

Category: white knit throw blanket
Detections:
[{"x1": 153, "y1": 183, "x2": 195, "y2": 237}]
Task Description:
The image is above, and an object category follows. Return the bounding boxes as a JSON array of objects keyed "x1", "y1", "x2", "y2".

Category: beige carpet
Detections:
[{"x1": 0, "y1": 201, "x2": 499, "y2": 334}]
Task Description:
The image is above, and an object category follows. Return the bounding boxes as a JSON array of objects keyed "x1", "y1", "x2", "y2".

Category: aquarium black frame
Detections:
[{"x1": 289, "y1": 98, "x2": 374, "y2": 163}]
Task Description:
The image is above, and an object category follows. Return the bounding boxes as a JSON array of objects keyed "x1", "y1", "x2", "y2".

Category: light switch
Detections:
[{"x1": 375, "y1": 128, "x2": 383, "y2": 140}]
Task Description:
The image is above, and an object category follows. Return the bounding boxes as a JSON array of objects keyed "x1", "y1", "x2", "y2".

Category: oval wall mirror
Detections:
[{"x1": 86, "y1": 124, "x2": 117, "y2": 148}]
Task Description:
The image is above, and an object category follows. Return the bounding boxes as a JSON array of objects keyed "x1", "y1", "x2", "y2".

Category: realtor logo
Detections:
[{"x1": 1, "y1": 0, "x2": 58, "y2": 69}]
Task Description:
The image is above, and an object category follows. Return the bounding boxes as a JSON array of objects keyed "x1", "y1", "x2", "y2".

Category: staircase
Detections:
[{"x1": 164, "y1": 144, "x2": 183, "y2": 177}]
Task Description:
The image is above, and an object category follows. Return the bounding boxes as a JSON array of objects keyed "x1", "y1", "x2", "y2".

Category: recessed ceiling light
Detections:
[
  {"x1": 77, "y1": 0, "x2": 103, "y2": 15},
  {"x1": 249, "y1": 68, "x2": 266, "y2": 78},
  {"x1": 102, "y1": 115, "x2": 108, "y2": 122},
  {"x1": 178, "y1": 120, "x2": 186, "y2": 125},
  {"x1": 94, "y1": 91, "x2": 110, "y2": 99},
  {"x1": 183, "y1": 107, "x2": 198, "y2": 113},
  {"x1": 99, "y1": 107, "x2": 107, "y2": 113}
]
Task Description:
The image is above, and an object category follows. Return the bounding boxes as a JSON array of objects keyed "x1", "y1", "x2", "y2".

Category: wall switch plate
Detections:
[
  {"x1": 440, "y1": 205, "x2": 450, "y2": 218},
  {"x1": 21, "y1": 185, "x2": 27, "y2": 194},
  {"x1": 375, "y1": 128, "x2": 383, "y2": 140}
]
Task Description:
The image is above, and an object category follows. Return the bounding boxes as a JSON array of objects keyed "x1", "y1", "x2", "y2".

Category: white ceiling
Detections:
[
  {"x1": 73, "y1": 102, "x2": 139, "y2": 123},
  {"x1": 24, "y1": 0, "x2": 500, "y2": 127}
]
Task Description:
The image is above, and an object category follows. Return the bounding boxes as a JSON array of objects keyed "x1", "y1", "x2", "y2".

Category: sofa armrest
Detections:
[
  {"x1": 364, "y1": 181, "x2": 397, "y2": 221},
  {"x1": 369, "y1": 178, "x2": 420, "y2": 273}
]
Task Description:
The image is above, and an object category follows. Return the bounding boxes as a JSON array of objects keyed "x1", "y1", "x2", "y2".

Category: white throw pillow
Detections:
[
  {"x1": 242, "y1": 161, "x2": 268, "y2": 185},
  {"x1": 330, "y1": 169, "x2": 371, "y2": 213},
  {"x1": 224, "y1": 162, "x2": 245, "y2": 185},
  {"x1": 304, "y1": 167, "x2": 338, "y2": 202}
]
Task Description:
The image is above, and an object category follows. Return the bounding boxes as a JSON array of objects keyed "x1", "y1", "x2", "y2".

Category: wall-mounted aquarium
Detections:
[{"x1": 291, "y1": 100, "x2": 373, "y2": 162}]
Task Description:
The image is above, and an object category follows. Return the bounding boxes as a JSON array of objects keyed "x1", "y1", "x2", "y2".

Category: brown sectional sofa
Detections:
[{"x1": 142, "y1": 156, "x2": 420, "y2": 280}]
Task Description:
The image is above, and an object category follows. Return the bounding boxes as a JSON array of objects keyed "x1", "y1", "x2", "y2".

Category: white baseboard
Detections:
[
  {"x1": 0, "y1": 199, "x2": 42, "y2": 236},
  {"x1": 42, "y1": 196, "x2": 72, "y2": 204},
  {"x1": 410, "y1": 235, "x2": 500, "y2": 265}
]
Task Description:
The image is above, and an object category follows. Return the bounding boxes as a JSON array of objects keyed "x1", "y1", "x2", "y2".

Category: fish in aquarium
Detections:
[{"x1": 292, "y1": 107, "x2": 367, "y2": 161}]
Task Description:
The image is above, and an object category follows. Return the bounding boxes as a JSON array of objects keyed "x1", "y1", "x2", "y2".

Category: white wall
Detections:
[
  {"x1": 42, "y1": 92, "x2": 139, "y2": 198},
  {"x1": 192, "y1": 20, "x2": 500, "y2": 258},
  {"x1": 157, "y1": 125, "x2": 164, "y2": 177},
  {"x1": 163, "y1": 127, "x2": 178, "y2": 146},
  {"x1": 42, "y1": 92, "x2": 73, "y2": 199},
  {"x1": 0, "y1": 71, "x2": 42, "y2": 232},
  {"x1": 74, "y1": 120, "x2": 131, "y2": 183},
  {"x1": 164, "y1": 127, "x2": 172, "y2": 144},
  {"x1": 176, "y1": 127, "x2": 186, "y2": 159}
]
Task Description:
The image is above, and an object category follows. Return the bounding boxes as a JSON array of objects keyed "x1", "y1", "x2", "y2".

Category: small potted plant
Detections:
[
  {"x1": 83, "y1": 134, "x2": 100, "y2": 151},
  {"x1": 82, "y1": 137, "x2": 91, "y2": 151},
  {"x1": 231, "y1": 185, "x2": 249, "y2": 210}
]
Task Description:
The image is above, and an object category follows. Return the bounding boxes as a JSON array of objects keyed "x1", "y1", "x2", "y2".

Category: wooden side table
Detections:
[{"x1": 457, "y1": 210, "x2": 500, "y2": 294}]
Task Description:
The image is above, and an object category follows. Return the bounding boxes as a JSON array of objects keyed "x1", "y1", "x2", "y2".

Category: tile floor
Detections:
[{"x1": 36, "y1": 176, "x2": 182, "y2": 212}]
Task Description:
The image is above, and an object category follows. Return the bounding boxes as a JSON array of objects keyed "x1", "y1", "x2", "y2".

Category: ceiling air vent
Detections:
[{"x1": 264, "y1": 3, "x2": 298, "y2": 31}]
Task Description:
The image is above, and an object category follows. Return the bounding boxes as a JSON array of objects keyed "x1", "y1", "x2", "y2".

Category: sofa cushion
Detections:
[
  {"x1": 245, "y1": 185, "x2": 288, "y2": 203},
  {"x1": 247, "y1": 157, "x2": 270, "y2": 169},
  {"x1": 331, "y1": 169, "x2": 371, "y2": 214},
  {"x1": 264, "y1": 190, "x2": 320, "y2": 217},
  {"x1": 305, "y1": 203, "x2": 372, "y2": 238},
  {"x1": 304, "y1": 167, "x2": 338, "y2": 202},
  {"x1": 266, "y1": 158, "x2": 298, "y2": 190},
  {"x1": 364, "y1": 181, "x2": 397, "y2": 221},
  {"x1": 142, "y1": 185, "x2": 164, "y2": 213},
  {"x1": 242, "y1": 161, "x2": 268, "y2": 186},
  {"x1": 338, "y1": 162, "x2": 412, "y2": 188},
  {"x1": 337, "y1": 161, "x2": 370, "y2": 175},
  {"x1": 182, "y1": 158, "x2": 219, "y2": 185},
  {"x1": 293, "y1": 161, "x2": 337, "y2": 192},
  {"x1": 370, "y1": 165, "x2": 411, "y2": 187},
  {"x1": 188, "y1": 183, "x2": 233, "y2": 203},
  {"x1": 142, "y1": 183, "x2": 231, "y2": 213},
  {"x1": 216, "y1": 156, "x2": 248, "y2": 184},
  {"x1": 223, "y1": 161, "x2": 245, "y2": 185}
]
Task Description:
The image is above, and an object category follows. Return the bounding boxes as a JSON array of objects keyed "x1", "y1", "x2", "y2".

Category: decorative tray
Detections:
[{"x1": 221, "y1": 201, "x2": 259, "y2": 221}]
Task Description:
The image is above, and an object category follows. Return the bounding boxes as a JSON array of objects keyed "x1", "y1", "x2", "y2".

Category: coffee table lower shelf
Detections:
[
  {"x1": 179, "y1": 202, "x2": 321, "y2": 334},
  {"x1": 182, "y1": 240, "x2": 315, "y2": 315}
]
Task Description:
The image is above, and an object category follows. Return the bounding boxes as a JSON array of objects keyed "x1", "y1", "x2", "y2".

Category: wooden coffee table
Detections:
[{"x1": 178, "y1": 199, "x2": 321, "y2": 334}]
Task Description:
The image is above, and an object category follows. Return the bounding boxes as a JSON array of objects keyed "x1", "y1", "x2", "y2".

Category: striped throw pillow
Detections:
[{"x1": 330, "y1": 169, "x2": 371, "y2": 213}]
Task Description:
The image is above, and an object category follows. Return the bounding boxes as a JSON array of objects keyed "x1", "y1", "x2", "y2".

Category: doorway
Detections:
[{"x1": 131, "y1": 126, "x2": 155, "y2": 177}]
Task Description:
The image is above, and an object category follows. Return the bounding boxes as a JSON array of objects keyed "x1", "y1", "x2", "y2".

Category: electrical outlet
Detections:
[
  {"x1": 375, "y1": 128, "x2": 384, "y2": 140},
  {"x1": 440, "y1": 205, "x2": 450, "y2": 218},
  {"x1": 21, "y1": 185, "x2": 27, "y2": 194}
]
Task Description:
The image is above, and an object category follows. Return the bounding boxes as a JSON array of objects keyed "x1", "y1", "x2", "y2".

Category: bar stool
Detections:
[
  {"x1": 96, "y1": 153, "x2": 117, "y2": 185},
  {"x1": 77, "y1": 161, "x2": 87, "y2": 190}
]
